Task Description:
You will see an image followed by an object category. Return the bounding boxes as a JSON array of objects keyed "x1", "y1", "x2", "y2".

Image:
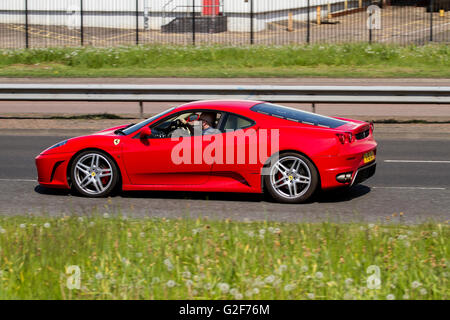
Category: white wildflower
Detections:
[
  {"x1": 152, "y1": 277, "x2": 160, "y2": 284},
  {"x1": 44, "y1": 223, "x2": 50, "y2": 228},
  {"x1": 307, "y1": 293, "x2": 315, "y2": 299},
  {"x1": 166, "y1": 280, "x2": 176, "y2": 288},
  {"x1": 204, "y1": 283, "x2": 214, "y2": 290},
  {"x1": 164, "y1": 258, "x2": 173, "y2": 271},
  {"x1": 95, "y1": 272, "x2": 103, "y2": 280},
  {"x1": 253, "y1": 278, "x2": 265, "y2": 287},
  {"x1": 284, "y1": 284, "x2": 295, "y2": 291},
  {"x1": 386, "y1": 294, "x2": 395, "y2": 300},
  {"x1": 315, "y1": 272, "x2": 324, "y2": 279},
  {"x1": 265, "y1": 275, "x2": 275, "y2": 284},
  {"x1": 217, "y1": 283, "x2": 230, "y2": 293},
  {"x1": 277, "y1": 264, "x2": 287, "y2": 274},
  {"x1": 103, "y1": 212, "x2": 110, "y2": 218}
]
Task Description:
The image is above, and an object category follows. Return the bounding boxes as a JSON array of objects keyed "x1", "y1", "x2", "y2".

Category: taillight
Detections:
[
  {"x1": 336, "y1": 133, "x2": 346, "y2": 144},
  {"x1": 370, "y1": 121, "x2": 374, "y2": 133},
  {"x1": 336, "y1": 132, "x2": 354, "y2": 144},
  {"x1": 347, "y1": 132, "x2": 354, "y2": 143}
]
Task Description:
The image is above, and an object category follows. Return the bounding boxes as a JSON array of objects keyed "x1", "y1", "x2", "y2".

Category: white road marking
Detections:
[
  {"x1": 372, "y1": 186, "x2": 446, "y2": 190},
  {"x1": 0, "y1": 178, "x2": 36, "y2": 182},
  {"x1": 384, "y1": 160, "x2": 450, "y2": 164}
]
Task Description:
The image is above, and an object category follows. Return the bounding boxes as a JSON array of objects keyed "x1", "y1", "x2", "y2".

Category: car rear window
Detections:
[{"x1": 250, "y1": 103, "x2": 347, "y2": 129}]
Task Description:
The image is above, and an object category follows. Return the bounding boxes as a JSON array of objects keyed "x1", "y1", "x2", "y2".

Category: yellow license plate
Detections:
[{"x1": 363, "y1": 151, "x2": 375, "y2": 163}]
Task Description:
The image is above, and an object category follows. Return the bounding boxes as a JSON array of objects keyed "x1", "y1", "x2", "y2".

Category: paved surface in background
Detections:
[
  {"x1": 1, "y1": 6, "x2": 448, "y2": 47},
  {"x1": 0, "y1": 132, "x2": 449, "y2": 224},
  {"x1": 1, "y1": 77, "x2": 450, "y2": 120}
]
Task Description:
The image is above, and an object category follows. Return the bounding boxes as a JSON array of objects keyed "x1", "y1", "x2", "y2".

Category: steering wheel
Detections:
[{"x1": 169, "y1": 119, "x2": 183, "y2": 130}]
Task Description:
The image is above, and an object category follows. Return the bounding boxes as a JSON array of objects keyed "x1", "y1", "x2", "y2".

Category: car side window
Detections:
[
  {"x1": 147, "y1": 110, "x2": 224, "y2": 138},
  {"x1": 222, "y1": 114, "x2": 254, "y2": 131}
]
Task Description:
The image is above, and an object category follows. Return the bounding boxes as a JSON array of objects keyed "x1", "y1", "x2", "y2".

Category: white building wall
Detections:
[{"x1": 0, "y1": 0, "x2": 357, "y2": 32}]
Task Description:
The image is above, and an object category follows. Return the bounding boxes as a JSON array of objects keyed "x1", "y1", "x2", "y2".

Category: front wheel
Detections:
[
  {"x1": 264, "y1": 153, "x2": 319, "y2": 204},
  {"x1": 70, "y1": 150, "x2": 119, "y2": 197}
]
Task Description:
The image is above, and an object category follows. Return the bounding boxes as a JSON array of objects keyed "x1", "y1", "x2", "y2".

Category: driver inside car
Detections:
[{"x1": 181, "y1": 112, "x2": 221, "y2": 136}]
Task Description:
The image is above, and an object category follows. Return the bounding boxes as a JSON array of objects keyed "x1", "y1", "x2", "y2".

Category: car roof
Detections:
[{"x1": 176, "y1": 100, "x2": 263, "y2": 112}]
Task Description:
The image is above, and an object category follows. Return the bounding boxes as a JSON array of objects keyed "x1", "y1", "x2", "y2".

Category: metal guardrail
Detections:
[{"x1": 0, "y1": 84, "x2": 449, "y2": 117}]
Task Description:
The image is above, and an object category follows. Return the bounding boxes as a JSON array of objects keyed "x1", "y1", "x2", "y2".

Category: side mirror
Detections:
[
  {"x1": 140, "y1": 127, "x2": 152, "y2": 139},
  {"x1": 187, "y1": 114, "x2": 199, "y2": 122}
]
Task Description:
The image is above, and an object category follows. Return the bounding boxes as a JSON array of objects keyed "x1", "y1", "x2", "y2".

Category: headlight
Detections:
[{"x1": 47, "y1": 140, "x2": 68, "y2": 151}]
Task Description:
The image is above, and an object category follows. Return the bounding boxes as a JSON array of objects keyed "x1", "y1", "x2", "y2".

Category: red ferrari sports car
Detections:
[{"x1": 36, "y1": 100, "x2": 377, "y2": 203}]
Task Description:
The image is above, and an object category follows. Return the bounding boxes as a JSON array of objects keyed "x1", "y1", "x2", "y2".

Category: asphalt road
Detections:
[{"x1": 0, "y1": 134, "x2": 449, "y2": 224}]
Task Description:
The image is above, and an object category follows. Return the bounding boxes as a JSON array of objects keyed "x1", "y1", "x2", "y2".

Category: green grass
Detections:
[
  {"x1": 0, "y1": 214, "x2": 448, "y2": 300},
  {"x1": 0, "y1": 43, "x2": 449, "y2": 78}
]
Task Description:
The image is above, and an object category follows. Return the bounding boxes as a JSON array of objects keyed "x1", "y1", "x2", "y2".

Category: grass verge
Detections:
[
  {"x1": 0, "y1": 43, "x2": 449, "y2": 78},
  {"x1": 0, "y1": 215, "x2": 448, "y2": 300}
]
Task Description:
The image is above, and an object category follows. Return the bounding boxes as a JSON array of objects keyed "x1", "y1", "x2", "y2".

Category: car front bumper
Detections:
[{"x1": 35, "y1": 152, "x2": 74, "y2": 189}]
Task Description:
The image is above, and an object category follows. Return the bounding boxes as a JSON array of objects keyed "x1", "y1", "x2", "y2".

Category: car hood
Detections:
[{"x1": 94, "y1": 124, "x2": 130, "y2": 135}]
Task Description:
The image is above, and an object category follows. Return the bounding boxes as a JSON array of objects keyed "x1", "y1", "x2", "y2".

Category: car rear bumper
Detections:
[
  {"x1": 316, "y1": 142, "x2": 377, "y2": 190},
  {"x1": 351, "y1": 161, "x2": 376, "y2": 186}
]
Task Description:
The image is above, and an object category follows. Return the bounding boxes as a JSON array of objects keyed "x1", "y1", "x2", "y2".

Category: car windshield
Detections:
[
  {"x1": 250, "y1": 103, "x2": 347, "y2": 129},
  {"x1": 121, "y1": 107, "x2": 176, "y2": 135}
]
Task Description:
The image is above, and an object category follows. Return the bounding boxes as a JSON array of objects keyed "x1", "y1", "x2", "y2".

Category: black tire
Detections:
[
  {"x1": 264, "y1": 152, "x2": 319, "y2": 204},
  {"x1": 70, "y1": 150, "x2": 119, "y2": 198}
]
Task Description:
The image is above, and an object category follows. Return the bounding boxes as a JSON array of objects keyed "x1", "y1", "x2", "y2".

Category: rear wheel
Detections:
[
  {"x1": 264, "y1": 153, "x2": 318, "y2": 204},
  {"x1": 70, "y1": 150, "x2": 118, "y2": 197}
]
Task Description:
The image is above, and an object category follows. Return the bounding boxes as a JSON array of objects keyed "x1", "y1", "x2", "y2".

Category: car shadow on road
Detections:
[
  {"x1": 34, "y1": 185, "x2": 71, "y2": 196},
  {"x1": 34, "y1": 184, "x2": 371, "y2": 204},
  {"x1": 313, "y1": 185, "x2": 371, "y2": 203}
]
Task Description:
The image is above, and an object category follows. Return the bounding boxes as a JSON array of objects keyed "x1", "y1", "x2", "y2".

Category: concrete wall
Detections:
[{"x1": 0, "y1": 0, "x2": 360, "y2": 32}]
